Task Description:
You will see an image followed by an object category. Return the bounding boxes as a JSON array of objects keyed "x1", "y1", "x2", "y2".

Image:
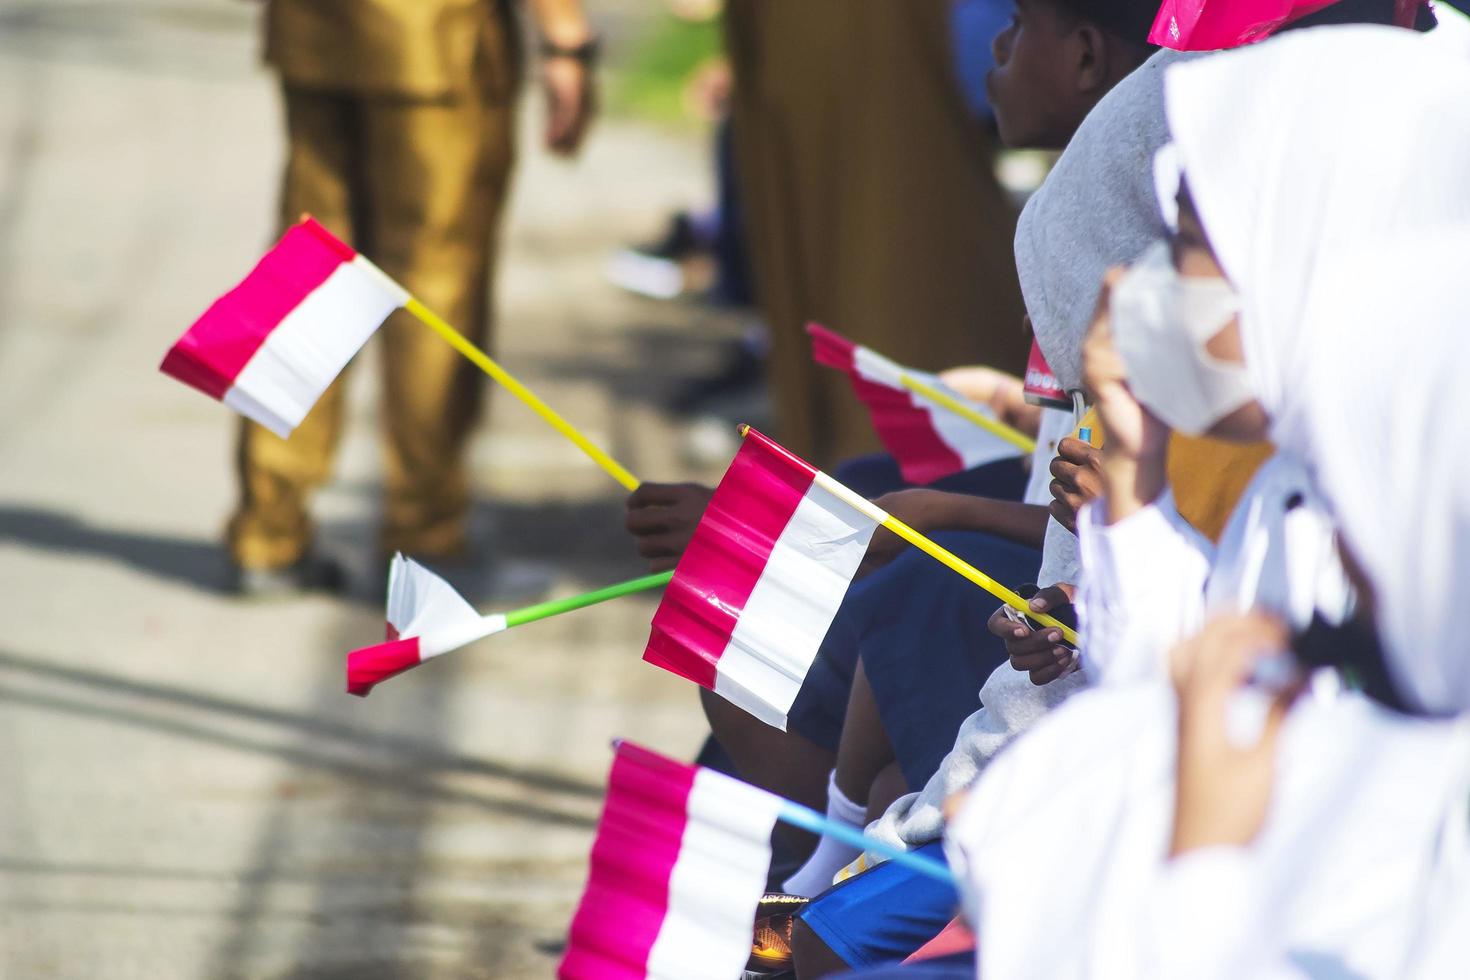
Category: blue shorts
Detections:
[
  {"x1": 797, "y1": 843, "x2": 958, "y2": 970},
  {"x1": 837, "y1": 954, "x2": 975, "y2": 978}
]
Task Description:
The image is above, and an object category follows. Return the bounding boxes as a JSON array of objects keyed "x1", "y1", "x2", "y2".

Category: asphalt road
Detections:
[{"x1": 0, "y1": 2, "x2": 729, "y2": 975}]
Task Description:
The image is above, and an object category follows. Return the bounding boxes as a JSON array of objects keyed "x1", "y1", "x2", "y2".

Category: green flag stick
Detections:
[{"x1": 504, "y1": 570, "x2": 674, "y2": 628}]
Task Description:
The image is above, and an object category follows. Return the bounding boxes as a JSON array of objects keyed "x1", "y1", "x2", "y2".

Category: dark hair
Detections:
[
  {"x1": 1048, "y1": 0, "x2": 1161, "y2": 44},
  {"x1": 1288, "y1": 0, "x2": 1437, "y2": 31}
]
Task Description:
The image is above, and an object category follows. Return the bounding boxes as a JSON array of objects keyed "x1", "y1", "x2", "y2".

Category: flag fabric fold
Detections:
[
  {"x1": 560, "y1": 742, "x2": 783, "y2": 980},
  {"x1": 346, "y1": 554, "x2": 504, "y2": 696},
  {"x1": 1148, "y1": 0, "x2": 1337, "y2": 50},
  {"x1": 161, "y1": 217, "x2": 407, "y2": 437},
  {"x1": 807, "y1": 322, "x2": 1024, "y2": 485},
  {"x1": 643, "y1": 427, "x2": 884, "y2": 729}
]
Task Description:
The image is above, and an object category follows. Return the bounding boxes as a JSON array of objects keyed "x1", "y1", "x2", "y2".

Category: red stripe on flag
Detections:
[
  {"x1": 642, "y1": 428, "x2": 816, "y2": 688},
  {"x1": 160, "y1": 219, "x2": 354, "y2": 399},
  {"x1": 806, "y1": 321, "x2": 858, "y2": 370},
  {"x1": 560, "y1": 744, "x2": 696, "y2": 979},
  {"x1": 345, "y1": 637, "x2": 422, "y2": 697},
  {"x1": 850, "y1": 373, "x2": 966, "y2": 485},
  {"x1": 808, "y1": 323, "x2": 966, "y2": 485}
]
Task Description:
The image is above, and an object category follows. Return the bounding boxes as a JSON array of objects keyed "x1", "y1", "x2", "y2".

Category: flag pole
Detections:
[
  {"x1": 605, "y1": 740, "x2": 957, "y2": 888},
  {"x1": 728, "y1": 425, "x2": 1079, "y2": 645},
  {"x1": 502, "y1": 570, "x2": 673, "y2": 628},
  {"x1": 896, "y1": 375, "x2": 1037, "y2": 453},
  {"x1": 776, "y1": 802, "x2": 956, "y2": 886},
  {"x1": 402, "y1": 297, "x2": 641, "y2": 491}
]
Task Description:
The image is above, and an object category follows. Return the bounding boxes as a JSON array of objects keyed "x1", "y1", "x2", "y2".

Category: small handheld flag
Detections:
[
  {"x1": 643, "y1": 426, "x2": 1077, "y2": 730},
  {"x1": 162, "y1": 216, "x2": 640, "y2": 490},
  {"x1": 161, "y1": 217, "x2": 407, "y2": 437},
  {"x1": 808, "y1": 323, "x2": 1033, "y2": 485},
  {"x1": 559, "y1": 742, "x2": 952, "y2": 980},
  {"x1": 348, "y1": 556, "x2": 673, "y2": 696}
]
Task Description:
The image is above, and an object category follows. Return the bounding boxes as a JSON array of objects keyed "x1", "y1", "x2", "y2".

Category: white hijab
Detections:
[
  {"x1": 1294, "y1": 239, "x2": 1470, "y2": 717},
  {"x1": 1163, "y1": 25, "x2": 1470, "y2": 452},
  {"x1": 1163, "y1": 26, "x2": 1470, "y2": 715}
]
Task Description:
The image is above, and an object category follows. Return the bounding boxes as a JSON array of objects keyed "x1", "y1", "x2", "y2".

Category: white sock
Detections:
[{"x1": 781, "y1": 771, "x2": 867, "y2": 897}]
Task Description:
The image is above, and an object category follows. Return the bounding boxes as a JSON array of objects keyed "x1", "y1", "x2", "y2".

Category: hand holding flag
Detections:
[
  {"x1": 643, "y1": 426, "x2": 1077, "y2": 729},
  {"x1": 808, "y1": 322, "x2": 1034, "y2": 485}
]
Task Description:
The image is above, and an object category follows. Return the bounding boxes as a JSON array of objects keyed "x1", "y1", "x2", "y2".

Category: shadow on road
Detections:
[
  {"x1": 0, "y1": 505, "x2": 234, "y2": 593},
  {"x1": 0, "y1": 498, "x2": 649, "y2": 604},
  {"x1": 0, "y1": 648, "x2": 605, "y2": 805}
]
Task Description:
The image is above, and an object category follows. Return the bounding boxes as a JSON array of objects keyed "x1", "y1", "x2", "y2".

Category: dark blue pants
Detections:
[
  {"x1": 787, "y1": 454, "x2": 1038, "y2": 787},
  {"x1": 788, "y1": 528, "x2": 1040, "y2": 786}
]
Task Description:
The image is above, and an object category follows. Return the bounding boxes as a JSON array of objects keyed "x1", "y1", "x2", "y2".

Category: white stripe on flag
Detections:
[
  {"x1": 713, "y1": 482, "x2": 880, "y2": 729},
  {"x1": 645, "y1": 768, "x2": 784, "y2": 980},
  {"x1": 853, "y1": 346, "x2": 1017, "y2": 472},
  {"x1": 224, "y1": 256, "x2": 406, "y2": 436}
]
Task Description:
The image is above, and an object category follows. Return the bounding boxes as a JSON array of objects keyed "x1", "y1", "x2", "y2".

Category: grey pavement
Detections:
[{"x1": 0, "y1": 2, "x2": 735, "y2": 976}]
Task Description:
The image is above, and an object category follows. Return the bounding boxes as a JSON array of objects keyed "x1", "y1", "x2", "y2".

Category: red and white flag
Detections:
[
  {"x1": 160, "y1": 217, "x2": 407, "y2": 437},
  {"x1": 346, "y1": 554, "x2": 504, "y2": 697},
  {"x1": 560, "y1": 742, "x2": 782, "y2": 980},
  {"x1": 807, "y1": 322, "x2": 1024, "y2": 485},
  {"x1": 643, "y1": 427, "x2": 887, "y2": 729}
]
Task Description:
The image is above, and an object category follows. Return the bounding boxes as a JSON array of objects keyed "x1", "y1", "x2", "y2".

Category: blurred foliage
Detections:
[{"x1": 607, "y1": 14, "x2": 723, "y2": 126}]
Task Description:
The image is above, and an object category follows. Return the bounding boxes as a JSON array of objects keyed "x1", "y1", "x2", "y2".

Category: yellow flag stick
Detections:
[
  {"x1": 896, "y1": 375, "x2": 1037, "y2": 454},
  {"x1": 403, "y1": 298, "x2": 641, "y2": 492},
  {"x1": 817, "y1": 468, "x2": 1078, "y2": 644}
]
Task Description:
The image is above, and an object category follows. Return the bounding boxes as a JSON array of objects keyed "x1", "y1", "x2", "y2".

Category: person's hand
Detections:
[
  {"x1": 542, "y1": 54, "x2": 597, "y2": 156},
  {"x1": 938, "y1": 364, "x2": 1043, "y2": 438},
  {"x1": 624, "y1": 482, "x2": 714, "y2": 572},
  {"x1": 986, "y1": 584, "x2": 1077, "y2": 685},
  {"x1": 1047, "y1": 437, "x2": 1103, "y2": 534},
  {"x1": 859, "y1": 489, "x2": 942, "y2": 577},
  {"x1": 1082, "y1": 269, "x2": 1169, "y2": 462},
  {"x1": 1169, "y1": 613, "x2": 1301, "y2": 858}
]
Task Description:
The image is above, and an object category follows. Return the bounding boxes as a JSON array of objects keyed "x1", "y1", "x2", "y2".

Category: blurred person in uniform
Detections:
[
  {"x1": 228, "y1": 0, "x2": 598, "y2": 594},
  {"x1": 723, "y1": 0, "x2": 1029, "y2": 467}
]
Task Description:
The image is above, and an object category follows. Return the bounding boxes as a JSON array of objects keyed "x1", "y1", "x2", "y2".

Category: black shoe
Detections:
[
  {"x1": 230, "y1": 552, "x2": 347, "y2": 599},
  {"x1": 633, "y1": 211, "x2": 699, "y2": 261}
]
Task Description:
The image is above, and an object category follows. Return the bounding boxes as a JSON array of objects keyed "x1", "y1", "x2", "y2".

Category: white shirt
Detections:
[{"x1": 952, "y1": 685, "x2": 1470, "y2": 979}]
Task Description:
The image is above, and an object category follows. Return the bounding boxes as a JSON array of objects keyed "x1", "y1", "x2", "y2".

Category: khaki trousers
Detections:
[{"x1": 228, "y1": 84, "x2": 515, "y2": 569}]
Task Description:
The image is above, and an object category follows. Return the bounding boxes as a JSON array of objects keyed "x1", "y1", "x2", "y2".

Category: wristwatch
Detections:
[{"x1": 540, "y1": 36, "x2": 601, "y2": 64}]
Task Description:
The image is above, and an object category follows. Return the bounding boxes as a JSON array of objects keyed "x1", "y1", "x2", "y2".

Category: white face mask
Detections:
[{"x1": 1110, "y1": 240, "x2": 1256, "y2": 436}]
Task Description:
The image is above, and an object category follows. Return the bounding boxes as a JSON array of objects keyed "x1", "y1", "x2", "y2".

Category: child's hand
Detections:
[
  {"x1": 938, "y1": 364, "x2": 1043, "y2": 437},
  {"x1": 1047, "y1": 437, "x2": 1103, "y2": 533},
  {"x1": 987, "y1": 584, "x2": 1077, "y2": 685},
  {"x1": 1169, "y1": 613, "x2": 1301, "y2": 857},
  {"x1": 1083, "y1": 269, "x2": 1169, "y2": 462},
  {"x1": 624, "y1": 482, "x2": 715, "y2": 571}
]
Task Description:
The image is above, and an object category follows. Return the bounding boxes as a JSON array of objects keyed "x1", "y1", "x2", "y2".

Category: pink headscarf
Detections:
[{"x1": 1149, "y1": 0, "x2": 1424, "y2": 50}]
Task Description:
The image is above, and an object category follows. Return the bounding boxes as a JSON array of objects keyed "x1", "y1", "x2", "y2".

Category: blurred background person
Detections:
[
  {"x1": 723, "y1": 0, "x2": 1029, "y2": 467},
  {"x1": 228, "y1": 0, "x2": 599, "y2": 595}
]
